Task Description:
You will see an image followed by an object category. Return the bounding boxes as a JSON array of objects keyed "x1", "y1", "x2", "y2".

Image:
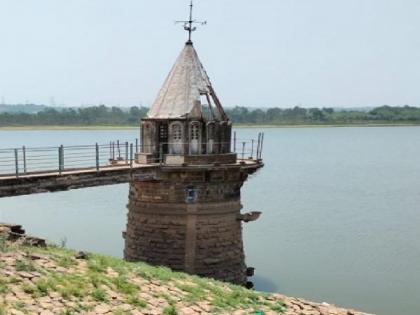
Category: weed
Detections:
[
  {"x1": 162, "y1": 305, "x2": 178, "y2": 315},
  {"x1": 0, "y1": 237, "x2": 8, "y2": 252},
  {"x1": 60, "y1": 237, "x2": 67, "y2": 248},
  {"x1": 176, "y1": 283, "x2": 207, "y2": 303},
  {"x1": 22, "y1": 283, "x2": 37, "y2": 295},
  {"x1": 14, "y1": 301, "x2": 26, "y2": 311},
  {"x1": 91, "y1": 288, "x2": 107, "y2": 302},
  {"x1": 0, "y1": 277, "x2": 8, "y2": 294},
  {"x1": 56, "y1": 256, "x2": 76, "y2": 268},
  {"x1": 111, "y1": 276, "x2": 137, "y2": 295},
  {"x1": 126, "y1": 295, "x2": 147, "y2": 308},
  {"x1": 15, "y1": 259, "x2": 36, "y2": 272},
  {"x1": 270, "y1": 301, "x2": 287, "y2": 313},
  {"x1": 0, "y1": 303, "x2": 6, "y2": 315}
]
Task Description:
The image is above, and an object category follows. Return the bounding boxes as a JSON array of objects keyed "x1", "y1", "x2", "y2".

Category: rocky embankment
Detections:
[{"x1": 0, "y1": 224, "x2": 374, "y2": 315}]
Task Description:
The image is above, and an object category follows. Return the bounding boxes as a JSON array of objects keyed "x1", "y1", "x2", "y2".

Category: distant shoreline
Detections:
[{"x1": 1, "y1": 123, "x2": 420, "y2": 130}]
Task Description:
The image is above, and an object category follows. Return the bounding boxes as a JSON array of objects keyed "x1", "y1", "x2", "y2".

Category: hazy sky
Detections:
[{"x1": 0, "y1": 0, "x2": 419, "y2": 108}]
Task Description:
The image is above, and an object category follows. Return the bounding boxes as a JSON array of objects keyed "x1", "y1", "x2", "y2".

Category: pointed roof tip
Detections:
[
  {"x1": 186, "y1": 40, "x2": 193, "y2": 46},
  {"x1": 146, "y1": 44, "x2": 213, "y2": 120}
]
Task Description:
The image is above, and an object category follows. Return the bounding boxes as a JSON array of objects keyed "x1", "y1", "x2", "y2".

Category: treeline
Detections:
[
  {"x1": 1, "y1": 105, "x2": 420, "y2": 126},
  {"x1": 0, "y1": 106, "x2": 148, "y2": 126}
]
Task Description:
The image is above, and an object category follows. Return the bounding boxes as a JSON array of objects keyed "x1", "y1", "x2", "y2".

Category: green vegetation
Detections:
[
  {"x1": 0, "y1": 241, "x2": 288, "y2": 314},
  {"x1": 15, "y1": 259, "x2": 36, "y2": 272},
  {"x1": 1, "y1": 104, "x2": 420, "y2": 127},
  {"x1": 162, "y1": 305, "x2": 178, "y2": 315},
  {"x1": 0, "y1": 237, "x2": 7, "y2": 253}
]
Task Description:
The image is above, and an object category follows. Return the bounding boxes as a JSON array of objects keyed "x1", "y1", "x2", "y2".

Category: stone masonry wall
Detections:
[{"x1": 124, "y1": 166, "x2": 249, "y2": 285}]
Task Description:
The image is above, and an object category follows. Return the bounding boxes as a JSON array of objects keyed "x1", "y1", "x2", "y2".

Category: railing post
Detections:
[
  {"x1": 233, "y1": 131, "x2": 237, "y2": 153},
  {"x1": 259, "y1": 132, "x2": 265, "y2": 159},
  {"x1": 241, "y1": 142, "x2": 245, "y2": 160},
  {"x1": 117, "y1": 140, "x2": 121, "y2": 159},
  {"x1": 61, "y1": 145, "x2": 65, "y2": 172},
  {"x1": 135, "y1": 138, "x2": 139, "y2": 153},
  {"x1": 251, "y1": 139, "x2": 254, "y2": 159},
  {"x1": 130, "y1": 143, "x2": 133, "y2": 168},
  {"x1": 58, "y1": 146, "x2": 63, "y2": 174},
  {"x1": 14, "y1": 149, "x2": 19, "y2": 178},
  {"x1": 256, "y1": 132, "x2": 261, "y2": 160},
  {"x1": 22, "y1": 146, "x2": 27, "y2": 174},
  {"x1": 95, "y1": 143, "x2": 100, "y2": 172},
  {"x1": 125, "y1": 142, "x2": 129, "y2": 164}
]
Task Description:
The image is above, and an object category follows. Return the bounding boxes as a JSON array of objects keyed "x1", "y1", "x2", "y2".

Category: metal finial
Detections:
[{"x1": 175, "y1": 0, "x2": 207, "y2": 44}]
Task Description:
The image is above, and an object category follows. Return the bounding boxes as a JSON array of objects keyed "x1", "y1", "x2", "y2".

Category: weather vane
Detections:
[{"x1": 175, "y1": 0, "x2": 207, "y2": 44}]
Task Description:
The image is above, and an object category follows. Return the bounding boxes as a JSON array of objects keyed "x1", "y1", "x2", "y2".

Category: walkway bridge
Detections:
[{"x1": 0, "y1": 133, "x2": 264, "y2": 198}]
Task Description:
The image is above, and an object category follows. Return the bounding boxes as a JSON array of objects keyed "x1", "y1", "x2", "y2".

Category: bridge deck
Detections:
[
  {"x1": 0, "y1": 138, "x2": 263, "y2": 198},
  {"x1": 0, "y1": 159, "x2": 262, "y2": 198}
]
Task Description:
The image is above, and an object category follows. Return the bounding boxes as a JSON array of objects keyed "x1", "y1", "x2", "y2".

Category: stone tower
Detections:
[{"x1": 124, "y1": 5, "x2": 263, "y2": 285}]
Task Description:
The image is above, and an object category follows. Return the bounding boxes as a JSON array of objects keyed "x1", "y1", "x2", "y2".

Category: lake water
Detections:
[{"x1": 1, "y1": 127, "x2": 419, "y2": 315}]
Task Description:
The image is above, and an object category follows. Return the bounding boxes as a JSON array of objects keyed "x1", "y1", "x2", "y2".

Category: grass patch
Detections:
[
  {"x1": 0, "y1": 237, "x2": 8, "y2": 252},
  {"x1": 0, "y1": 277, "x2": 8, "y2": 294},
  {"x1": 15, "y1": 259, "x2": 36, "y2": 272},
  {"x1": 162, "y1": 305, "x2": 178, "y2": 315},
  {"x1": 135, "y1": 263, "x2": 185, "y2": 282},
  {"x1": 56, "y1": 255, "x2": 77, "y2": 268},
  {"x1": 35, "y1": 279, "x2": 50, "y2": 296},
  {"x1": 270, "y1": 300, "x2": 287, "y2": 313},
  {"x1": 91, "y1": 288, "x2": 107, "y2": 302},
  {"x1": 176, "y1": 283, "x2": 207, "y2": 303},
  {"x1": 111, "y1": 276, "x2": 138, "y2": 295},
  {"x1": 126, "y1": 295, "x2": 147, "y2": 308},
  {"x1": 0, "y1": 303, "x2": 6, "y2": 315}
]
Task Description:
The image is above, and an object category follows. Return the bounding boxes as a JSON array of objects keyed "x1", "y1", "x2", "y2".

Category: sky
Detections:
[{"x1": 0, "y1": 0, "x2": 419, "y2": 108}]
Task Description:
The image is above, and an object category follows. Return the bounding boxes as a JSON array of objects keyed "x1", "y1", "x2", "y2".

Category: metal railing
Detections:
[
  {"x1": 140, "y1": 131, "x2": 265, "y2": 164},
  {"x1": 0, "y1": 139, "x2": 139, "y2": 178},
  {"x1": 0, "y1": 132, "x2": 264, "y2": 178}
]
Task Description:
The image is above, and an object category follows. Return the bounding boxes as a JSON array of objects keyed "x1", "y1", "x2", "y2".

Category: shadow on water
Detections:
[{"x1": 251, "y1": 274, "x2": 279, "y2": 293}]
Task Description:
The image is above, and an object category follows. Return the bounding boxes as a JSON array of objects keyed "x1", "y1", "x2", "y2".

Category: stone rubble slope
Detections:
[{"x1": 0, "y1": 229, "x2": 374, "y2": 315}]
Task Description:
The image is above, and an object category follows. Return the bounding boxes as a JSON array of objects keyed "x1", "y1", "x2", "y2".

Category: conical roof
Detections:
[{"x1": 147, "y1": 43, "x2": 223, "y2": 120}]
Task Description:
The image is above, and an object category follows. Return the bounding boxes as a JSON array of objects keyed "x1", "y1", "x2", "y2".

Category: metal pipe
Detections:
[
  {"x1": 135, "y1": 138, "x2": 139, "y2": 153},
  {"x1": 242, "y1": 142, "x2": 245, "y2": 160},
  {"x1": 251, "y1": 140, "x2": 254, "y2": 159},
  {"x1": 117, "y1": 140, "x2": 121, "y2": 159}
]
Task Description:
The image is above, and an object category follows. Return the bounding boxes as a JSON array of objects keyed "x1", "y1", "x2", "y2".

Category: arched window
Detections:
[
  {"x1": 142, "y1": 122, "x2": 154, "y2": 154},
  {"x1": 170, "y1": 122, "x2": 183, "y2": 154},
  {"x1": 191, "y1": 123, "x2": 199, "y2": 140},
  {"x1": 189, "y1": 122, "x2": 201, "y2": 154},
  {"x1": 172, "y1": 123, "x2": 182, "y2": 140},
  {"x1": 206, "y1": 123, "x2": 215, "y2": 154}
]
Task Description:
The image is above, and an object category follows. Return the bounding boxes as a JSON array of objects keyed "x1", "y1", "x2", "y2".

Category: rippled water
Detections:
[{"x1": 1, "y1": 127, "x2": 419, "y2": 315}]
